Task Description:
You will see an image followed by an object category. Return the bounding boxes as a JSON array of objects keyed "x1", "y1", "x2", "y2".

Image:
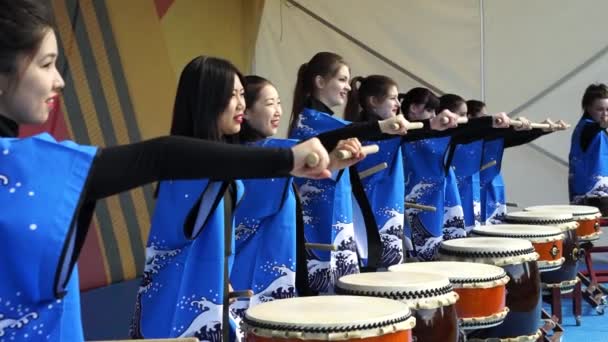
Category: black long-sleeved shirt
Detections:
[{"x1": 0, "y1": 116, "x2": 295, "y2": 201}]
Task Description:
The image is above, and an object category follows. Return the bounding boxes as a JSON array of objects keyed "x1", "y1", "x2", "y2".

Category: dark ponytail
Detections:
[
  {"x1": 288, "y1": 52, "x2": 348, "y2": 136},
  {"x1": 398, "y1": 87, "x2": 439, "y2": 121},
  {"x1": 344, "y1": 76, "x2": 365, "y2": 122}
]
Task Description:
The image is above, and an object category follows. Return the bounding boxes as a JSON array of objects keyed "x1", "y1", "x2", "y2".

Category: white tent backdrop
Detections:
[{"x1": 253, "y1": 0, "x2": 608, "y2": 207}]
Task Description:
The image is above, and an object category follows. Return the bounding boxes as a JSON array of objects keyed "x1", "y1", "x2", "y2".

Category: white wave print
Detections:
[
  {"x1": 296, "y1": 116, "x2": 316, "y2": 135},
  {"x1": 306, "y1": 221, "x2": 359, "y2": 293},
  {"x1": 583, "y1": 176, "x2": 608, "y2": 198},
  {"x1": 0, "y1": 312, "x2": 38, "y2": 337},
  {"x1": 333, "y1": 221, "x2": 357, "y2": 252},
  {"x1": 250, "y1": 265, "x2": 296, "y2": 306},
  {"x1": 405, "y1": 182, "x2": 434, "y2": 204},
  {"x1": 379, "y1": 209, "x2": 405, "y2": 266},
  {"x1": 473, "y1": 201, "x2": 482, "y2": 226},
  {"x1": 485, "y1": 202, "x2": 507, "y2": 225},
  {"x1": 179, "y1": 298, "x2": 222, "y2": 341},
  {"x1": 299, "y1": 181, "x2": 323, "y2": 206},
  {"x1": 416, "y1": 235, "x2": 443, "y2": 261},
  {"x1": 234, "y1": 221, "x2": 258, "y2": 241},
  {"x1": 379, "y1": 210, "x2": 404, "y2": 235},
  {"x1": 139, "y1": 245, "x2": 180, "y2": 294}
]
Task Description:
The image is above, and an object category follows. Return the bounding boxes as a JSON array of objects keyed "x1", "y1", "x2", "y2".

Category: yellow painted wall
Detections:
[
  {"x1": 105, "y1": 0, "x2": 176, "y2": 139},
  {"x1": 161, "y1": 0, "x2": 265, "y2": 76}
]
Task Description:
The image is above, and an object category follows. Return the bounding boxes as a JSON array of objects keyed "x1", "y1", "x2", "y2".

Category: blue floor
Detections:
[
  {"x1": 553, "y1": 230, "x2": 608, "y2": 341},
  {"x1": 550, "y1": 298, "x2": 608, "y2": 341}
]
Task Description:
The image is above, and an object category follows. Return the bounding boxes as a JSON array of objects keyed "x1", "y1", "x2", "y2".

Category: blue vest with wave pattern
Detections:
[
  {"x1": 402, "y1": 136, "x2": 465, "y2": 261},
  {"x1": 289, "y1": 108, "x2": 359, "y2": 293},
  {"x1": 135, "y1": 177, "x2": 243, "y2": 341},
  {"x1": 355, "y1": 138, "x2": 405, "y2": 267},
  {"x1": 0, "y1": 133, "x2": 97, "y2": 342},
  {"x1": 229, "y1": 138, "x2": 298, "y2": 322}
]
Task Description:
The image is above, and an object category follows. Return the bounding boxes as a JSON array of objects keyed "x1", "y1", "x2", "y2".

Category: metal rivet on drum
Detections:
[{"x1": 550, "y1": 245, "x2": 560, "y2": 258}]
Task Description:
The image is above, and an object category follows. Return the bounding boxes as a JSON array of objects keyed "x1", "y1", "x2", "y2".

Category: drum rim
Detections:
[
  {"x1": 243, "y1": 314, "x2": 414, "y2": 335},
  {"x1": 459, "y1": 307, "x2": 510, "y2": 330},
  {"x1": 388, "y1": 261, "x2": 508, "y2": 283},
  {"x1": 504, "y1": 216, "x2": 574, "y2": 225},
  {"x1": 438, "y1": 245, "x2": 536, "y2": 259},
  {"x1": 439, "y1": 237, "x2": 534, "y2": 254},
  {"x1": 335, "y1": 282, "x2": 454, "y2": 301},
  {"x1": 471, "y1": 224, "x2": 563, "y2": 239}
]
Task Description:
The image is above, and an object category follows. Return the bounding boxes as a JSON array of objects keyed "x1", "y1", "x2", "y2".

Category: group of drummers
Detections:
[
  {"x1": 229, "y1": 57, "x2": 607, "y2": 342},
  {"x1": 3, "y1": 1, "x2": 608, "y2": 341}
]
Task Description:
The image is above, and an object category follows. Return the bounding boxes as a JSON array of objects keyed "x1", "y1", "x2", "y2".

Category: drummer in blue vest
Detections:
[{"x1": 569, "y1": 83, "x2": 608, "y2": 216}]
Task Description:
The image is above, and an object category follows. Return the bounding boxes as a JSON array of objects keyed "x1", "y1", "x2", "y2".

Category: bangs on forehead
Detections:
[{"x1": 330, "y1": 62, "x2": 349, "y2": 77}]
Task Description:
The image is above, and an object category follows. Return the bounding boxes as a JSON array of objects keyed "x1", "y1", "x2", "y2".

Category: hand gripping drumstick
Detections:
[
  {"x1": 336, "y1": 144, "x2": 380, "y2": 160},
  {"x1": 305, "y1": 144, "x2": 381, "y2": 167},
  {"x1": 405, "y1": 202, "x2": 437, "y2": 212},
  {"x1": 305, "y1": 242, "x2": 338, "y2": 251}
]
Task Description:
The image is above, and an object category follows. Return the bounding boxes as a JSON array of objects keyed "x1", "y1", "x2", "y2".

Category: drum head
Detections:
[
  {"x1": 506, "y1": 210, "x2": 573, "y2": 222},
  {"x1": 336, "y1": 271, "x2": 458, "y2": 309},
  {"x1": 389, "y1": 261, "x2": 507, "y2": 284},
  {"x1": 438, "y1": 237, "x2": 538, "y2": 266},
  {"x1": 244, "y1": 296, "x2": 414, "y2": 339},
  {"x1": 338, "y1": 271, "x2": 450, "y2": 293},
  {"x1": 472, "y1": 224, "x2": 563, "y2": 240},
  {"x1": 439, "y1": 237, "x2": 533, "y2": 253}
]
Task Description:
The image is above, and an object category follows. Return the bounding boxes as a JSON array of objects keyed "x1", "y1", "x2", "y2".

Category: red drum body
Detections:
[
  {"x1": 336, "y1": 272, "x2": 459, "y2": 342},
  {"x1": 389, "y1": 261, "x2": 509, "y2": 330},
  {"x1": 507, "y1": 211, "x2": 580, "y2": 293},
  {"x1": 438, "y1": 237, "x2": 542, "y2": 340}
]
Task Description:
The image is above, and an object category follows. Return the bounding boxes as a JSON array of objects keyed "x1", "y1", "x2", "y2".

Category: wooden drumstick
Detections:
[
  {"x1": 359, "y1": 162, "x2": 388, "y2": 179},
  {"x1": 510, "y1": 120, "x2": 552, "y2": 129},
  {"x1": 479, "y1": 160, "x2": 497, "y2": 172},
  {"x1": 228, "y1": 289, "x2": 254, "y2": 299},
  {"x1": 405, "y1": 202, "x2": 437, "y2": 212},
  {"x1": 336, "y1": 144, "x2": 380, "y2": 160},
  {"x1": 440, "y1": 116, "x2": 468, "y2": 125},
  {"x1": 390, "y1": 122, "x2": 425, "y2": 130},
  {"x1": 305, "y1": 242, "x2": 338, "y2": 251},
  {"x1": 406, "y1": 122, "x2": 424, "y2": 130}
]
